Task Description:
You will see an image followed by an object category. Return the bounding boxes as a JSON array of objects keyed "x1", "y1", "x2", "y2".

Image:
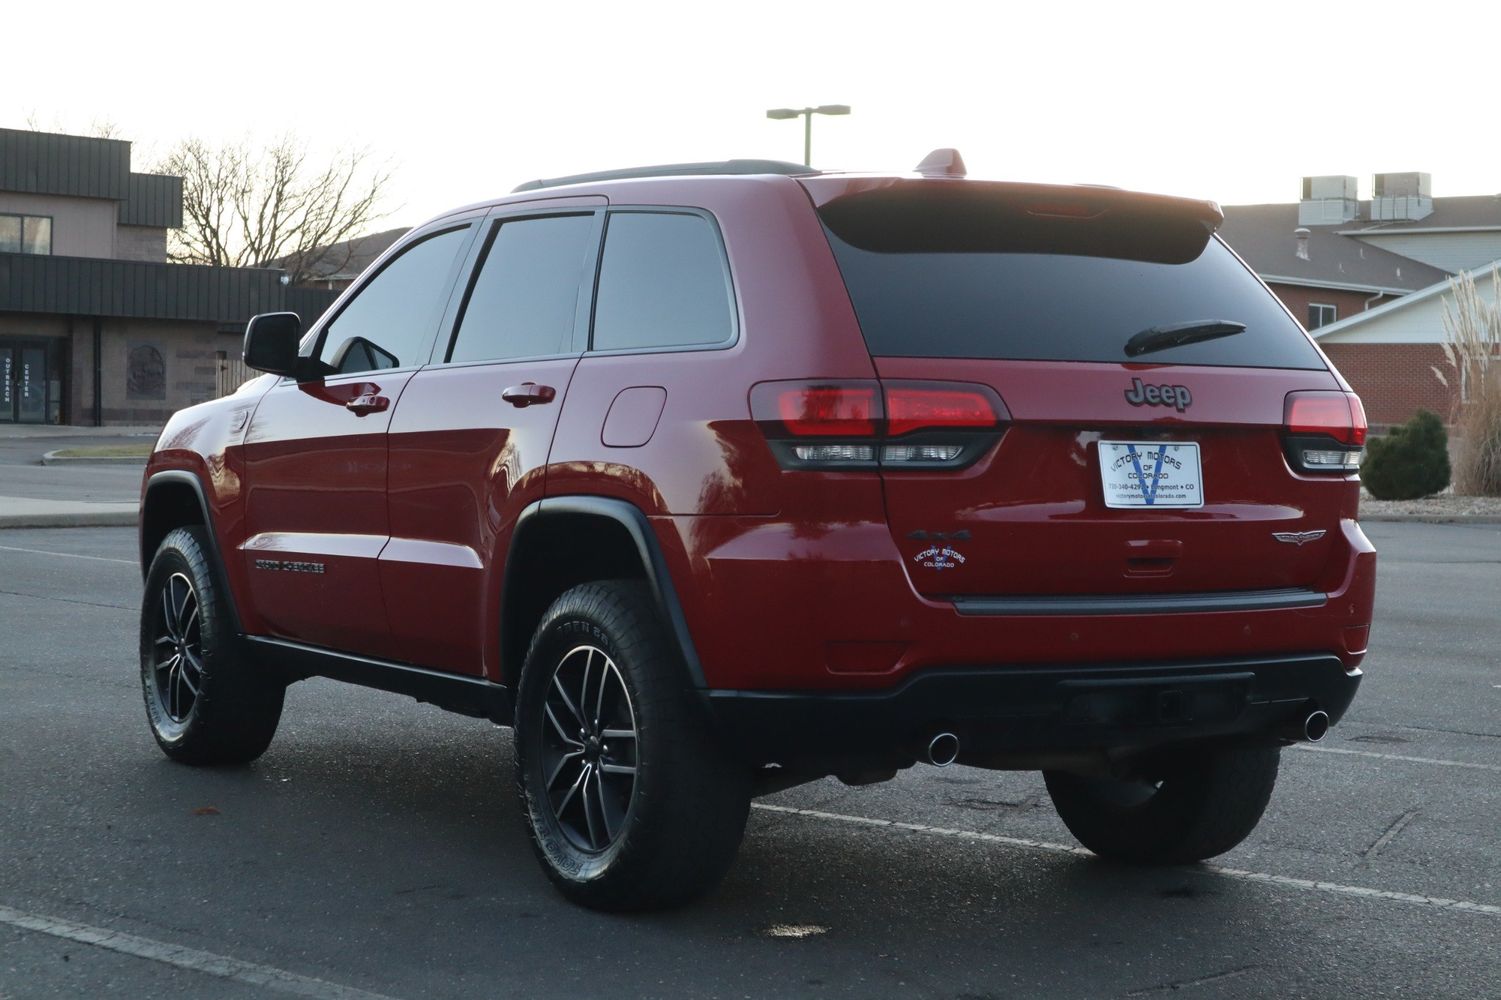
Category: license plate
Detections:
[{"x1": 1099, "y1": 441, "x2": 1203, "y2": 509}]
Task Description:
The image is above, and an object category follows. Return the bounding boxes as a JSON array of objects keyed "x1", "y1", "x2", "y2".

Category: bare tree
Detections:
[{"x1": 157, "y1": 135, "x2": 392, "y2": 284}]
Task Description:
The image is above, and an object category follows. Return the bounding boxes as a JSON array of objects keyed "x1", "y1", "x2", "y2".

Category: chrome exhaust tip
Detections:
[
  {"x1": 926, "y1": 732, "x2": 960, "y2": 767},
  {"x1": 1303, "y1": 710, "x2": 1330, "y2": 743}
]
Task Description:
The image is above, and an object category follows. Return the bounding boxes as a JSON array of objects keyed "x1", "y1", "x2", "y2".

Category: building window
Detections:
[
  {"x1": 1308, "y1": 303, "x2": 1337, "y2": 330},
  {"x1": 0, "y1": 214, "x2": 53, "y2": 255}
]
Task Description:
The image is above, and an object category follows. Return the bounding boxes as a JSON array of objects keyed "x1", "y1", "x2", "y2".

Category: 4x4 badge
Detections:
[{"x1": 1272, "y1": 530, "x2": 1326, "y2": 546}]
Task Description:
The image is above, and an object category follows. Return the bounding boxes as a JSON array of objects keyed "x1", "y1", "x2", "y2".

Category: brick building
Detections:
[
  {"x1": 1219, "y1": 174, "x2": 1501, "y2": 427},
  {"x1": 0, "y1": 128, "x2": 337, "y2": 426}
]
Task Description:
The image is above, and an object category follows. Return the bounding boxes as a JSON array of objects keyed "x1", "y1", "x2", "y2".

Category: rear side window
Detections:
[
  {"x1": 820, "y1": 189, "x2": 1325, "y2": 370},
  {"x1": 448, "y1": 214, "x2": 596, "y2": 363},
  {"x1": 591, "y1": 212, "x2": 734, "y2": 352}
]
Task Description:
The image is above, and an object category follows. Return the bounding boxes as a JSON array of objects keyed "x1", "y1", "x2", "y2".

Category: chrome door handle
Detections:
[
  {"x1": 501, "y1": 382, "x2": 557, "y2": 407},
  {"x1": 345, "y1": 393, "x2": 390, "y2": 415}
]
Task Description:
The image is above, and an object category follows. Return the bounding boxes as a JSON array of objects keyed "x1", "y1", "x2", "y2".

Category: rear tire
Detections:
[
  {"x1": 514, "y1": 580, "x2": 750, "y2": 911},
  {"x1": 1043, "y1": 744, "x2": 1280, "y2": 864},
  {"x1": 140, "y1": 526, "x2": 284, "y2": 765}
]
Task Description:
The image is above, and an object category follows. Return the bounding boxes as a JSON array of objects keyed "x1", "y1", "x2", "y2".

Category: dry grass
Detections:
[{"x1": 1435, "y1": 269, "x2": 1501, "y2": 496}]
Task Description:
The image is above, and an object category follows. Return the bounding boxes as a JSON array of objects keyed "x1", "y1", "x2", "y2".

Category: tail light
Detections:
[
  {"x1": 751, "y1": 380, "x2": 1008, "y2": 470},
  {"x1": 1283, "y1": 391, "x2": 1366, "y2": 473}
]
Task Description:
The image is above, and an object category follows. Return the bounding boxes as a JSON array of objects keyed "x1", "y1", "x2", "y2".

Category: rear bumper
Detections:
[{"x1": 706, "y1": 653, "x2": 1360, "y2": 766}]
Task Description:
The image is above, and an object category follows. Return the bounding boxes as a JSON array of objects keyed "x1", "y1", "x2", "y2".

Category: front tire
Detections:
[
  {"x1": 514, "y1": 580, "x2": 750, "y2": 911},
  {"x1": 140, "y1": 526, "x2": 284, "y2": 765},
  {"x1": 1044, "y1": 744, "x2": 1280, "y2": 864}
]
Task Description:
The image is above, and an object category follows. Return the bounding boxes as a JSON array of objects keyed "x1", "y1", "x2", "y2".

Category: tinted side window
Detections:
[
  {"x1": 592, "y1": 212, "x2": 734, "y2": 352},
  {"x1": 319, "y1": 227, "x2": 469, "y2": 375},
  {"x1": 448, "y1": 214, "x2": 596, "y2": 363}
]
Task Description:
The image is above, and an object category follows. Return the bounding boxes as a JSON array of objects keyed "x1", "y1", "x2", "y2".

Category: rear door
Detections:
[
  {"x1": 241, "y1": 221, "x2": 477, "y2": 656},
  {"x1": 811, "y1": 180, "x2": 1353, "y2": 602},
  {"x1": 381, "y1": 204, "x2": 603, "y2": 674}
]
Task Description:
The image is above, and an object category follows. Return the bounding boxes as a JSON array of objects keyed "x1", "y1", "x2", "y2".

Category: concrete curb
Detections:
[
  {"x1": 40, "y1": 450, "x2": 149, "y2": 467},
  {"x1": 0, "y1": 510, "x2": 139, "y2": 529}
]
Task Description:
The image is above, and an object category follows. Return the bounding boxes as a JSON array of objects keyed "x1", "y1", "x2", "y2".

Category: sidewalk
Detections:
[
  {"x1": 0, "y1": 424, "x2": 161, "y2": 440},
  {"x1": 0, "y1": 496, "x2": 138, "y2": 528},
  {"x1": 0, "y1": 424, "x2": 155, "y2": 528}
]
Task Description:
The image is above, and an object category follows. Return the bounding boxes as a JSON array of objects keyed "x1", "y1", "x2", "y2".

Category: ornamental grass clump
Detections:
[
  {"x1": 1434, "y1": 268, "x2": 1501, "y2": 495},
  {"x1": 1361, "y1": 409, "x2": 1451, "y2": 500}
]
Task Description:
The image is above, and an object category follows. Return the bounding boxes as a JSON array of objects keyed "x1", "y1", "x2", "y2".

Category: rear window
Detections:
[{"x1": 820, "y1": 188, "x2": 1325, "y2": 370}]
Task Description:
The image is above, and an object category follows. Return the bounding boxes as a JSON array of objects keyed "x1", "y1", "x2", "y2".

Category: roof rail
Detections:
[{"x1": 512, "y1": 159, "x2": 816, "y2": 193}]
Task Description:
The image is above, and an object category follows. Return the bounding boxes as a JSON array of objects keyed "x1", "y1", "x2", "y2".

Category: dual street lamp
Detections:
[{"x1": 765, "y1": 104, "x2": 851, "y2": 167}]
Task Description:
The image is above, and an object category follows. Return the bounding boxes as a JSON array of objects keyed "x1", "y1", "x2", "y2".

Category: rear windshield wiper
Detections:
[{"x1": 1124, "y1": 320, "x2": 1246, "y2": 358}]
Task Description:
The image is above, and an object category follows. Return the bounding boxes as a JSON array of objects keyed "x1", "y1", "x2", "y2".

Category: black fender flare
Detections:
[
  {"x1": 140, "y1": 469, "x2": 244, "y2": 636},
  {"x1": 502, "y1": 496, "x2": 706, "y2": 690}
]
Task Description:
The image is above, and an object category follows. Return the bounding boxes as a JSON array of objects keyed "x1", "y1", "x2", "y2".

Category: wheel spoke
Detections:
[
  {"x1": 178, "y1": 658, "x2": 201, "y2": 696},
  {"x1": 594, "y1": 767, "x2": 619, "y2": 842},
  {"x1": 156, "y1": 652, "x2": 180, "y2": 677},
  {"x1": 181, "y1": 603, "x2": 200, "y2": 643},
  {"x1": 161, "y1": 595, "x2": 179, "y2": 643},
  {"x1": 595, "y1": 661, "x2": 610, "y2": 729},
  {"x1": 154, "y1": 634, "x2": 176, "y2": 648},
  {"x1": 551, "y1": 673, "x2": 585, "y2": 731},
  {"x1": 544, "y1": 703, "x2": 584, "y2": 748},
  {"x1": 580, "y1": 765, "x2": 603, "y2": 849},
  {"x1": 578, "y1": 649, "x2": 595, "y2": 728},
  {"x1": 598, "y1": 761, "x2": 636, "y2": 776},
  {"x1": 600, "y1": 728, "x2": 636, "y2": 740},
  {"x1": 553, "y1": 763, "x2": 587, "y2": 818},
  {"x1": 171, "y1": 577, "x2": 189, "y2": 630},
  {"x1": 546, "y1": 749, "x2": 584, "y2": 791},
  {"x1": 168, "y1": 661, "x2": 181, "y2": 719}
]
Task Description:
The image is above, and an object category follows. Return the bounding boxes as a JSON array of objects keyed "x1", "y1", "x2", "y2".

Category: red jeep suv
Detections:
[{"x1": 138, "y1": 151, "x2": 1375, "y2": 910}]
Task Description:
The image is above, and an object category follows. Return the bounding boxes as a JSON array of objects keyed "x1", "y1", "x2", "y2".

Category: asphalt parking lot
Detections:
[{"x1": 1, "y1": 521, "x2": 1497, "y2": 999}]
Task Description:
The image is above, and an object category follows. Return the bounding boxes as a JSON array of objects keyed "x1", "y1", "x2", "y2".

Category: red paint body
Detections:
[{"x1": 142, "y1": 170, "x2": 1375, "y2": 709}]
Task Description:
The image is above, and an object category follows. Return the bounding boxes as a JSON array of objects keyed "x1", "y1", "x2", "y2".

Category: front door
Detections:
[
  {"x1": 241, "y1": 222, "x2": 476, "y2": 659},
  {"x1": 0, "y1": 344, "x2": 47, "y2": 423}
]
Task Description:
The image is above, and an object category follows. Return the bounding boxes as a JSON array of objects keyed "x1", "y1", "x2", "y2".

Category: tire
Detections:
[
  {"x1": 140, "y1": 526, "x2": 284, "y2": 765},
  {"x1": 514, "y1": 580, "x2": 750, "y2": 911},
  {"x1": 1043, "y1": 744, "x2": 1280, "y2": 864}
]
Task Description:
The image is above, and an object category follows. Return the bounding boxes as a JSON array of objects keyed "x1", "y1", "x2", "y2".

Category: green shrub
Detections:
[{"x1": 1362, "y1": 409, "x2": 1451, "y2": 500}]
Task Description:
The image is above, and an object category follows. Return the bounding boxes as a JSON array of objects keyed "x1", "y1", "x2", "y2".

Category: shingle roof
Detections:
[
  {"x1": 1342, "y1": 193, "x2": 1501, "y2": 233},
  {"x1": 276, "y1": 226, "x2": 409, "y2": 283},
  {"x1": 1219, "y1": 203, "x2": 1449, "y2": 293}
]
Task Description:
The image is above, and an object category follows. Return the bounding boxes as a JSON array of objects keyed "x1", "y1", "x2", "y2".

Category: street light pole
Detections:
[{"x1": 766, "y1": 104, "x2": 851, "y2": 167}]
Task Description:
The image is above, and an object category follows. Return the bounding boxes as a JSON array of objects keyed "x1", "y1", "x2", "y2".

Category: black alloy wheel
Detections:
[
  {"x1": 139, "y1": 526, "x2": 284, "y2": 765},
  {"x1": 515, "y1": 579, "x2": 751, "y2": 911},
  {"x1": 149, "y1": 573, "x2": 205, "y2": 731},
  {"x1": 540, "y1": 644, "x2": 639, "y2": 853}
]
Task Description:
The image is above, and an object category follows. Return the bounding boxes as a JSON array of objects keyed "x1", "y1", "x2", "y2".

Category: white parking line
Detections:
[
  {"x1": 1295, "y1": 744, "x2": 1501, "y2": 773},
  {"x1": 751, "y1": 803, "x2": 1501, "y2": 917},
  {"x1": 0, "y1": 905, "x2": 403, "y2": 1000},
  {"x1": 0, "y1": 544, "x2": 136, "y2": 566}
]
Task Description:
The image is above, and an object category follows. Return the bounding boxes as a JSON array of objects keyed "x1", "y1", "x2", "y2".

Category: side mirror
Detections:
[{"x1": 243, "y1": 312, "x2": 306, "y2": 378}]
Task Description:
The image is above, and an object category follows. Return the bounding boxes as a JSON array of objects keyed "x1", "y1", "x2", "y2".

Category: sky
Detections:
[{"x1": 7, "y1": 0, "x2": 1500, "y2": 232}]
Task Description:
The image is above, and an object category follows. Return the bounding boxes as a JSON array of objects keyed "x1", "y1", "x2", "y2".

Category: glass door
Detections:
[
  {"x1": 0, "y1": 348, "x2": 12, "y2": 422},
  {"x1": 15, "y1": 346, "x2": 47, "y2": 423}
]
